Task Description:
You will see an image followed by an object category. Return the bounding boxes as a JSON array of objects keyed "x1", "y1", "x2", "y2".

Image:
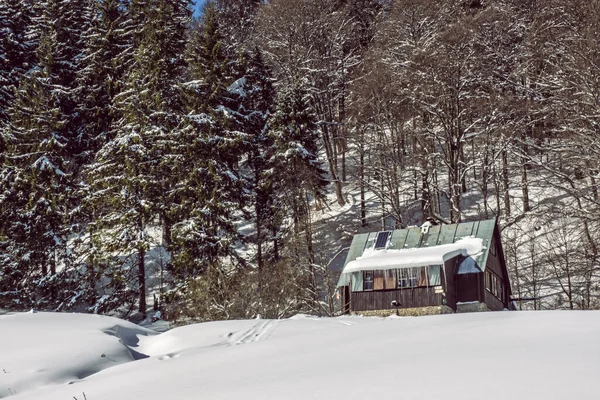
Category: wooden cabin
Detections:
[{"x1": 337, "y1": 219, "x2": 515, "y2": 316}]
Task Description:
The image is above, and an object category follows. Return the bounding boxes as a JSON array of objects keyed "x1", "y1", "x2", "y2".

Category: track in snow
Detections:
[{"x1": 225, "y1": 320, "x2": 279, "y2": 346}]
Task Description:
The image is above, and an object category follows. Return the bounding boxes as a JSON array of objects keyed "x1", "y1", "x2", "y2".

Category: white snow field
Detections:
[{"x1": 1, "y1": 311, "x2": 599, "y2": 400}]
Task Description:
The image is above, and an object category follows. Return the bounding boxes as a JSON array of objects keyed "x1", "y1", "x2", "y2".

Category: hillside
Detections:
[
  {"x1": 1, "y1": 311, "x2": 599, "y2": 400},
  {"x1": 2, "y1": 0, "x2": 600, "y2": 318}
]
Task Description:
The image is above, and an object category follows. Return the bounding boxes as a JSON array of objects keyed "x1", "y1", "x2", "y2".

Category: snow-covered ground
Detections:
[{"x1": 2, "y1": 311, "x2": 599, "y2": 400}]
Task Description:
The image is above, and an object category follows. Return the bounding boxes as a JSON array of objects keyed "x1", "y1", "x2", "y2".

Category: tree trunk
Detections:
[
  {"x1": 521, "y1": 161, "x2": 530, "y2": 213},
  {"x1": 460, "y1": 145, "x2": 467, "y2": 194},
  {"x1": 161, "y1": 212, "x2": 171, "y2": 247},
  {"x1": 50, "y1": 251, "x2": 56, "y2": 276},
  {"x1": 531, "y1": 242, "x2": 537, "y2": 311},
  {"x1": 482, "y1": 148, "x2": 489, "y2": 218},
  {"x1": 590, "y1": 172, "x2": 598, "y2": 201},
  {"x1": 360, "y1": 145, "x2": 366, "y2": 227},
  {"x1": 566, "y1": 265, "x2": 573, "y2": 310},
  {"x1": 272, "y1": 226, "x2": 279, "y2": 261},
  {"x1": 492, "y1": 156, "x2": 501, "y2": 217},
  {"x1": 380, "y1": 178, "x2": 386, "y2": 231},
  {"x1": 304, "y1": 194, "x2": 315, "y2": 265},
  {"x1": 339, "y1": 84, "x2": 347, "y2": 183},
  {"x1": 256, "y1": 221, "x2": 264, "y2": 291},
  {"x1": 323, "y1": 125, "x2": 345, "y2": 206},
  {"x1": 421, "y1": 170, "x2": 430, "y2": 219},
  {"x1": 502, "y1": 150, "x2": 511, "y2": 217},
  {"x1": 138, "y1": 247, "x2": 146, "y2": 319},
  {"x1": 521, "y1": 133, "x2": 530, "y2": 212},
  {"x1": 513, "y1": 246, "x2": 522, "y2": 310}
]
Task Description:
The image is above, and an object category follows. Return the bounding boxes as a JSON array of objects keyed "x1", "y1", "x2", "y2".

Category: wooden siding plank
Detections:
[
  {"x1": 351, "y1": 288, "x2": 443, "y2": 311},
  {"x1": 485, "y1": 290, "x2": 504, "y2": 311}
]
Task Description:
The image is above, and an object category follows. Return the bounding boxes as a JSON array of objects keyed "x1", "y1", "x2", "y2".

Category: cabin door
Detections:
[
  {"x1": 456, "y1": 273, "x2": 481, "y2": 303},
  {"x1": 342, "y1": 286, "x2": 351, "y2": 314}
]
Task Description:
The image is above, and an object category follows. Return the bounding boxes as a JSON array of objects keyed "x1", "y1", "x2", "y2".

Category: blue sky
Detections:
[{"x1": 193, "y1": 0, "x2": 208, "y2": 18}]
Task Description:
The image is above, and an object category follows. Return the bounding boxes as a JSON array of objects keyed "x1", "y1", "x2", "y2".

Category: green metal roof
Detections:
[{"x1": 341, "y1": 219, "x2": 497, "y2": 275}]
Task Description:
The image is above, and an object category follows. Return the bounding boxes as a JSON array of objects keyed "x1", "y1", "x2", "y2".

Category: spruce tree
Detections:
[
  {"x1": 0, "y1": 0, "x2": 93, "y2": 310},
  {"x1": 170, "y1": 0, "x2": 243, "y2": 281},
  {"x1": 234, "y1": 48, "x2": 277, "y2": 284},
  {"x1": 73, "y1": 0, "x2": 135, "y2": 311},
  {"x1": 270, "y1": 84, "x2": 328, "y2": 233},
  {"x1": 215, "y1": 0, "x2": 261, "y2": 50},
  {"x1": 0, "y1": 0, "x2": 36, "y2": 160},
  {"x1": 268, "y1": 84, "x2": 328, "y2": 312},
  {"x1": 0, "y1": 0, "x2": 36, "y2": 123},
  {"x1": 84, "y1": 0, "x2": 192, "y2": 319},
  {"x1": 77, "y1": 0, "x2": 131, "y2": 158}
]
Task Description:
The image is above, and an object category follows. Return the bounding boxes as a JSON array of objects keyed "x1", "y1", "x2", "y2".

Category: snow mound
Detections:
[
  {"x1": 3, "y1": 311, "x2": 600, "y2": 400},
  {"x1": 0, "y1": 312, "x2": 155, "y2": 398}
]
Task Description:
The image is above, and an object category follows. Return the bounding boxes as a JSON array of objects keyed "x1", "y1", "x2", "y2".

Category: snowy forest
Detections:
[{"x1": 1, "y1": 0, "x2": 599, "y2": 321}]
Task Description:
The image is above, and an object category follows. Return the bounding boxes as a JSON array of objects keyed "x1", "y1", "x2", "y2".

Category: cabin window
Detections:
[
  {"x1": 374, "y1": 270, "x2": 385, "y2": 290},
  {"x1": 429, "y1": 265, "x2": 441, "y2": 285},
  {"x1": 351, "y1": 272, "x2": 363, "y2": 292},
  {"x1": 396, "y1": 266, "x2": 441, "y2": 288},
  {"x1": 363, "y1": 271, "x2": 374, "y2": 291},
  {"x1": 418, "y1": 268, "x2": 428, "y2": 286},
  {"x1": 353, "y1": 266, "x2": 442, "y2": 292},
  {"x1": 384, "y1": 270, "x2": 396, "y2": 289},
  {"x1": 408, "y1": 268, "x2": 419, "y2": 287},
  {"x1": 485, "y1": 271, "x2": 492, "y2": 291},
  {"x1": 486, "y1": 270, "x2": 503, "y2": 301},
  {"x1": 495, "y1": 278, "x2": 502, "y2": 300},
  {"x1": 397, "y1": 269, "x2": 411, "y2": 288}
]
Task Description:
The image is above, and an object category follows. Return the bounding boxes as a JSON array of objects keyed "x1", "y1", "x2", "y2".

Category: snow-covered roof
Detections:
[
  {"x1": 342, "y1": 237, "x2": 484, "y2": 273},
  {"x1": 456, "y1": 255, "x2": 482, "y2": 274},
  {"x1": 337, "y1": 219, "x2": 499, "y2": 287}
]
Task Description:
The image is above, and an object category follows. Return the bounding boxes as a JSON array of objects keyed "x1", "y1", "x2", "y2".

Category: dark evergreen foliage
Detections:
[
  {"x1": 0, "y1": 0, "x2": 36, "y2": 123},
  {"x1": 171, "y1": 1, "x2": 243, "y2": 280}
]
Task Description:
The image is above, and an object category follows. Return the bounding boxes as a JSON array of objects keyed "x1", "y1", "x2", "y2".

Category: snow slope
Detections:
[{"x1": 2, "y1": 311, "x2": 599, "y2": 400}]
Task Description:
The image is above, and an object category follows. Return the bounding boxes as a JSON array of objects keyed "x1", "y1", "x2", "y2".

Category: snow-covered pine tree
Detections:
[
  {"x1": 161, "y1": 1, "x2": 250, "y2": 320},
  {"x1": 84, "y1": 0, "x2": 191, "y2": 319},
  {"x1": 214, "y1": 0, "x2": 261, "y2": 51},
  {"x1": 172, "y1": 1, "x2": 242, "y2": 276},
  {"x1": 77, "y1": 0, "x2": 132, "y2": 159},
  {"x1": 232, "y1": 48, "x2": 277, "y2": 284},
  {"x1": 35, "y1": 0, "x2": 92, "y2": 167},
  {"x1": 72, "y1": 0, "x2": 135, "y2": 311},
  {"x1": 0, "y1": 0, "x2": 36, "y2": 124},
  {"x1": 268, "y1": 83, "x2": 329, "y2": 313},
  {"x1": 0, "y1": 0, "x2": 93, "y2": 310}
]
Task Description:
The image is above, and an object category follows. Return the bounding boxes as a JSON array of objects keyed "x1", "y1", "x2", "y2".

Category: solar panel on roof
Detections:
[{"x1": 374, "y1": 231, "x2": 390, "y2": 249}]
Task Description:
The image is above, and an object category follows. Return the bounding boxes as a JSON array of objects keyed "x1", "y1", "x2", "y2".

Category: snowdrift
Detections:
[{"x1": 1, "y1": 311, "x2": 599, "y2": 400}]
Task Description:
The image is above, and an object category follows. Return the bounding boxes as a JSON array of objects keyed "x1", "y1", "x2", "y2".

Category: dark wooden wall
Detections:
[
  {"x1": 351, "y1": 288, "x2": 442, "y2": 311},
  {"x1": 442, "y1": 258, "x2": 457, "y2": 311},
  {"x1": 456, "y1": 273, "x2": 481, "y2": 303},
  {"x1": 484, "y1": 234, "x2": 508, "y2": 310},
  {"x1": 485, "y1": 289, "x2": 504, "y2": 311}
]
